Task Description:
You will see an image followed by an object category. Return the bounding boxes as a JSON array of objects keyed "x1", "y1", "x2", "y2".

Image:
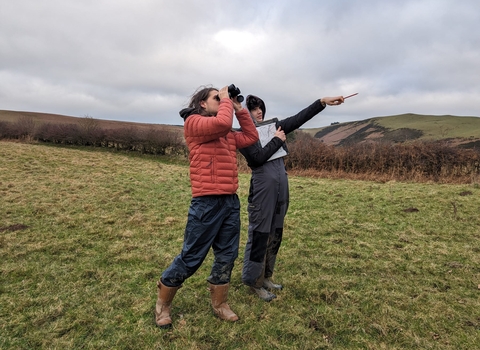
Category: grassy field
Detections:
[
  {"x1": 373, "y1": 114, "x2": 480, "y2": 139},
  {"x1": 1, "y1": 141, "x2": 479, "y2": 349}
]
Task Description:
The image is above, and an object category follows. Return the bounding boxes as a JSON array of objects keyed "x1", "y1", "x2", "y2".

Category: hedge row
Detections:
[
  {"x1": 0, "y1": 117, "x2": 186, "y2": 156},
  {"x1": 284, "y1": 132, "x2": 480, "y2": 182},
  {"x1": 2, "y1": 116, "x2": 479, "y2": 183}
]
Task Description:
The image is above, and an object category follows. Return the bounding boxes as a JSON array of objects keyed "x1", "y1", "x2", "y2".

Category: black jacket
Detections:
[{"x1": 239, "y1": 99, "x2": 325, "y2": 169}]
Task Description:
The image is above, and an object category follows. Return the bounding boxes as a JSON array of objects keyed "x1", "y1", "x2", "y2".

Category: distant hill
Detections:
[
  {"x1": 2, "y1": 110, "x2": 480, "y2": 148},
  {"x1": 0, "y1": 110, "x2": 183, "y2": 134},
  {"x1": 301, "y1": 113, "x2": 480, "y2": 148}
]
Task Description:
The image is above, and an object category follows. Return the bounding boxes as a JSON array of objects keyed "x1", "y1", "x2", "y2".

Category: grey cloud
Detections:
[{"x1": 1, "y1": 0, "x2": 479, "y2": 126}]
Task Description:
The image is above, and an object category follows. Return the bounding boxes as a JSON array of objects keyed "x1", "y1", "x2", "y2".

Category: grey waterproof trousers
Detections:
[
  {"x1": 161, "y1": 194, "x2": 241, "y2": 287},
  {"x1": 242, "y1": 160, "x2": 289, "y2": 287}
]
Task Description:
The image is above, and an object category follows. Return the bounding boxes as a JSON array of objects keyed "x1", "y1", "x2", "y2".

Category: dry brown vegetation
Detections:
[
  {"x1": 0, "y1": 110, "x2": 185, "y2": 155},
  {"x1": 2, "y1": 110, "x2": 480, "y2": 184},
  {"x1": 290, "y1": 132, "x2": 480, "y2": 184},
  {"x1": 237, "y1": 132, "x2": 480, "y2": 184}
]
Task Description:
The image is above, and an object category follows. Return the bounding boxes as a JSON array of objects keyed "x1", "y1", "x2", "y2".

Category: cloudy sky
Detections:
[{"x1": 1, "y1": 0, "x2": 479, "y2": 128}]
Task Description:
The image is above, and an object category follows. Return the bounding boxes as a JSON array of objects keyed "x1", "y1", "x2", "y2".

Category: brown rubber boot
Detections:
[
  {"x1": 154, "y1": 280, "x2": 180, "y2": 328},
  {"x1": 208, "y1": 283, "x2": 239, "y2": 322}
]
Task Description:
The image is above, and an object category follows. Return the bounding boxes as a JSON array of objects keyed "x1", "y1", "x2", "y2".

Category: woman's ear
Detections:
[{"x1": 200, "y1": 101, "x2": 206, "y2": 109}]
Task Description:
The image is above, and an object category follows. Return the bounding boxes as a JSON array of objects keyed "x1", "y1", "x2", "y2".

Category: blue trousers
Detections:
[{"x1": 161, "y1": 194, "x2": 240, "y2": 287}]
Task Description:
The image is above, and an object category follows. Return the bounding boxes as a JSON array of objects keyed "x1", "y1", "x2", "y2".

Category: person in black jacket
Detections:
[{"x1": 240, "y1": 94, "x2": 345, "y2": 301}]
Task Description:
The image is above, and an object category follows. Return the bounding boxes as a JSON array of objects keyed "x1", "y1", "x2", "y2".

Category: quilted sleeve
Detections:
[
  {"x1": 232, "y1": 108, "x2": 259, "y2": 149},
  {"x1": 184, "y1": 99, "x2": 234, "y2": 143}
]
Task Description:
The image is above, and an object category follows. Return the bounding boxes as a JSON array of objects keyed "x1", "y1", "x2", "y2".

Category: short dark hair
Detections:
[
  {"x1": 246, "y1": 96, "x2": 262, "y2": 110},
  {"x1": 246, "y1": 95, "x2": 266, "y2": 120}
]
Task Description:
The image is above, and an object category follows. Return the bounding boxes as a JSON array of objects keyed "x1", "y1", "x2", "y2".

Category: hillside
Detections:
[
  {"x1": 2, "y1": 110, "x2": 480, "y2": 148},
  {"x1": 302, "y1": 113, "x2": 480, "y2": 148},
  {"x1": 0, "y1": 110, "x2": 183, "y2": 135}
]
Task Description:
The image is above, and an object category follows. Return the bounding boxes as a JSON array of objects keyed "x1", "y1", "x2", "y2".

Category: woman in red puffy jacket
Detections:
[{"x1": 154, "y1": 85, "x2": 258, "y2": 328}]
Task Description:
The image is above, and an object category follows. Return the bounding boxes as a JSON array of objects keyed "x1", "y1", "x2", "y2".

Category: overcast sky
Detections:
[{"x1": 1, "y1": 0, "x2": 479, "y2": 128}]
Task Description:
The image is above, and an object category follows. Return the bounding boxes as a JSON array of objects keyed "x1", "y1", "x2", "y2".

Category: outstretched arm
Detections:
[
  {"x1": 320, "y1": 96, "x2": 344, "y2": 106},
  {"x1": 279, "y1": 96, "x2": 345, "y2": 134}
]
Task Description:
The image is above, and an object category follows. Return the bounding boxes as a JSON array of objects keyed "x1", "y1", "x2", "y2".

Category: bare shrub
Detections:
[
  {"x1": 285, "y1": 133, "x2": 480, "y2": 183},
  {"x1": 13, "y1": 116, "x2": 36, "y2": 140},
  {"x1": 139, "y1": 128, "x2": 185, "y2": 155},
  {"x1": 107, "y1": 126, "x2": 140, "y2": 151},
  {"x1": 286, "y1": 131, "x2": 335, "y2": 170},
  {"x1": 78, "y1": 116, "x2": 105, "y2": 146},
  {"x1": 0, "y1": 121, "x2": 14, "y2": 139}
]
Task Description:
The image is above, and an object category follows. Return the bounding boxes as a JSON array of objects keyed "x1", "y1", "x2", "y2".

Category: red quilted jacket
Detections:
[{"x1": 184, "y1": 98, "x2": 258, "y2": 197}]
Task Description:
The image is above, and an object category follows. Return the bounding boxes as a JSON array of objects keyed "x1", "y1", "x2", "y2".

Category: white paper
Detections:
[{"x1": 256, "y1": 118, "x2": 287, "y2": 162}]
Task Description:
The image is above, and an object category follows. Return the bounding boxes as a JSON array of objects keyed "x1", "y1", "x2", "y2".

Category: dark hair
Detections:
[
  {"x1": 189, "y1": 86, "x2": 218, "y2": 116},
  {"x1": 246, "y1": 95, "x2": 266, "y2": 120},
  {"x1": 246, "y1": 96, "x2": 261, "y2": 110}
]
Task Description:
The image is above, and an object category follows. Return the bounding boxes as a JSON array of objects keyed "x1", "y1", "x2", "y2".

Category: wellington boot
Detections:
[
  {"x1": 154, "y1": 280, "x2": 180, "y2": 329},
  {"x1": 263, "y1": 278, "x2": 283, "y2": 291},
  {"x1": 208, "y1": 283, "x2": 239, "y2": 322},
  {"x1": 249, "y1": 286, "x2": 277, "y2": 302}
]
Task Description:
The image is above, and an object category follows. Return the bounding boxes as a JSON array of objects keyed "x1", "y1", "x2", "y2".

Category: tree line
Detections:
[
  {"x1": 0, "y1": 116, "x2": 186, "y2": 156},
  {"x1": 2, "y1": 115, "x2": 479, "y2": 183},
  {"x1": 280, "y1": 132, "x2": 480, "y2": 183}
]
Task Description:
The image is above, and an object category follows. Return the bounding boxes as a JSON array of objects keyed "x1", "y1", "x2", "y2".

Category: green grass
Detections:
[
  {"x1": 373, "y1": 114, "x2": 480, "y2": 139},
  {"x1": 304, "y1": 113, "x2": 480, "y2": 141},
  {"x1": 1, "y1": 141, "x2": 479, "y2": 349}
]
